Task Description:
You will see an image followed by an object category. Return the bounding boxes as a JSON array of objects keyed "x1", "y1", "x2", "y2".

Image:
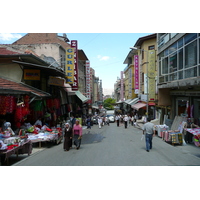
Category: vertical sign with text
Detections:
[
  {"x1": 134, "y1": 55, "x2": 139, "y2": 94},
  {"x1": 86, "y1": 60, "x2": 91, "y2": 102},
  {"x1": 65, "y1": 48, "x2": 74, "y2": 84},
  {"x1": 71, "y1": 40, "x2": 78, "y2": 91}
]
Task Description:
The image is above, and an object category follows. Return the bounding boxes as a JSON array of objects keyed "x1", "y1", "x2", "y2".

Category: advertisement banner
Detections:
[
  {"x1": 48, "y1": 76, "x2": 65, "y2": 86},
  {"x1": 71, "y1": 40, "x2": 78, "y2": 91},
  {"x1": 148, "y1": 50, "x2": 156, "y2": 101},
  {"x1": 134, "y1": 55, "x2": 139, "y2": 93},
  {"x1": 24, "y1": 69, "x2": 40, "y2": 80},
  {"x1": 65, "y1": 48, "x2": 74, "y2": 84},
  {"x1": 128, "y1": 68, "x2": 132, "y2": 98},
  {"x1": 86, "y1": 60, "x2": 91, "y2": 101}
]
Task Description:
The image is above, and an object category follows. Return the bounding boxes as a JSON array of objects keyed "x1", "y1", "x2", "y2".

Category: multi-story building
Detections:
[
  {"x1": 157, "y1": 33, "x2": 200, "y2": 124},
  {"x1": 132, "y1": 33, "x2": 157, "y2": 119}
]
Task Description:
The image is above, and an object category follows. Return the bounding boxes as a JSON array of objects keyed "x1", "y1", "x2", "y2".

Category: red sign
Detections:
[
  {"x1": 85, "y1": 60, "x2": 91, "y2": 103},
  {"x1": 71, "y1": 40, "x2": 78, "y2": 91},
  {"x1": 134, "y1": 55, "x2": 139, "y2": 93}
]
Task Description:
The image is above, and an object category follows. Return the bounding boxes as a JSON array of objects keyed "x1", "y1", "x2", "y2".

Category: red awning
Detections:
[
  {"x1": 0, "y1": 77, "x2": 50, "y2": 97},
  {"x1": 131, "y1": 103, "x2": 146, "y2": 110}
]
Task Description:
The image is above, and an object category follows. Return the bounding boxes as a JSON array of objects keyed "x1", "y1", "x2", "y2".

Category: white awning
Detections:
[
  {"x1": 75, "y1": 90, "x2": 89, "y2": 103},
  {"x1": 128, "y1": 98, "x2": 139, "y2": 105}
]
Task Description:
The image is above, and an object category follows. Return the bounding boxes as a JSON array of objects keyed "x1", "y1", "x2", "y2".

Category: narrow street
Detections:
[{"x1": 13, "y1": 122, "x2": 200, "y2": 166}]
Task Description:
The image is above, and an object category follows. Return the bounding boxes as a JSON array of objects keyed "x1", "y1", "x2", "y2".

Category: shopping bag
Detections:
[{"x1": 141, "y1": 135, "x2": 144, "y2": 141}]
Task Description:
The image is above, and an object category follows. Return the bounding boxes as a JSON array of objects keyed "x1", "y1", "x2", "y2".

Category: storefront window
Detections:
[
  {"x1": 185, "y1": 40, "x2": 197, "y2": 68},
  {"x1": 178, "y1": 48, "x2": 183, "y2": 70},
  {"x1": 184, "y1": 33, "x2": 197, "y2": 45}
]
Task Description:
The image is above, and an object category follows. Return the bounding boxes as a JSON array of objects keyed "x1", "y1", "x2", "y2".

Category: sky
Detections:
[{"x1": 0, "y1": 32, "x2": 151, "y2": 95}]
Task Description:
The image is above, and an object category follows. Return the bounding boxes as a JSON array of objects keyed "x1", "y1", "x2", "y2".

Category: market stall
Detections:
[
  {"x1": 184, "y1": 128, "x2": 200, "y2": 147},
  {"x1": 21, "y1": 126, "x2": 63, "y2": 148},
  {"x1": 0, "y1": 137, "x2": 32, "y2": 165}
]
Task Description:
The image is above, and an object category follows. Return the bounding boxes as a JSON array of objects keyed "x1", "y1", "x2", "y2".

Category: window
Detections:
[
  {"x1": 178, "y1": 48, "x2": 183, "y2": 70},
  {"x1": 148, "y1": 45, "x2": 155, "y2": 50},
  {"x1": 178, "y1": 38, "x2": 183, "y2": 48},
  {"x1": 184, "y1": 33, "x2": 197, "y2": 45},
  {"x1": 169, "y1": 52, "x2": 177, "y2": 72},
  {"x1": 185, "y1": 40, "x2": 197, "y2": 68},
  {"x1": 185, "y1": 67, "x2": 197, "y2": 78},
  {"x1": 169, "y1": 42, "x2": 177, "y2": 54}
]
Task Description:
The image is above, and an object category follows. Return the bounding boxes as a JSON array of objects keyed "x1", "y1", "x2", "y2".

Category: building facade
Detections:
[{"x1": 157, "y1": 33, "x2": 200, "y2": 124}]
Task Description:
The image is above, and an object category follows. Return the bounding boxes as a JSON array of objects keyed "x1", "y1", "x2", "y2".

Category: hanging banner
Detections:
[
  {"x1": 86, "y1": 60, "x2": 91, "y2": 101},
  {"x1": 128, "y1": 68, "x2": 132, "y2": 98},
  {"x1": 148, "y1": 50, "x2": 156, "y2": 101},
  {"x1": 65, "y1": 48, "x2": 74, "y2": 84},
  {"x1": 134, "y1": 55, "x2": 139, "y2": 94},
  {"x1": 71, "y1": 40, "x2": 78, "y2": 91}
]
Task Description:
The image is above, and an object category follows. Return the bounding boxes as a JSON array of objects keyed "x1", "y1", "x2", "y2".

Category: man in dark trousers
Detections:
[
  {"x1": 115, "y1": 115, "x2": 120, "y2": 127},
  {"x1": 142, "y1": 118, "x2": 155, "y2": 152}
]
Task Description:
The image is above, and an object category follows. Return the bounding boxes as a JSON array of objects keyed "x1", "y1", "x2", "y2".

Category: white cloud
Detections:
[
  {"x1": 0, "y1": 33, "x2": 22, "y2": 41},
  {"x1": 97, "y1": 55, "x2": 110, "y2": 61}
]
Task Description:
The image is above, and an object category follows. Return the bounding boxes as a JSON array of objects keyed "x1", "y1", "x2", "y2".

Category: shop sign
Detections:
[
  {"x1": 128, "y1": 68, "x2": 132, "y2": 97},
  {"x1": 24, "y1": 69, "x2": 40, "y2": 80},
  {"x1": 134, "y1": 55, "x2": 139, "y2": 93},
  {"x1": 65, "y1": 48, "x2": 74, "y2": 84},
  {"x1": 86, "y1": 60, "x2": 91, "y2": 101},
  {"x1": 148, "y1": 50, "x2": 156, "y2": 101},
  {"x1": 71, "y1": 40, "x2": 78, "y2": 91},
  {"x1": 48, "y1": 76, "x2": 65, "y2": 86}
]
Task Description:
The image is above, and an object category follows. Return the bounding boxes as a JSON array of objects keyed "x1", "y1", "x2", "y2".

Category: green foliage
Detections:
[{"x1": 103, "y1": 98, "x2": 116, "y2": 110}]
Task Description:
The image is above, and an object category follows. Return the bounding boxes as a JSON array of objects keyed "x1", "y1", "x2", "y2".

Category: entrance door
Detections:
[{"x1": 176, "y1": 98, "x2": 189, "y2": 117}]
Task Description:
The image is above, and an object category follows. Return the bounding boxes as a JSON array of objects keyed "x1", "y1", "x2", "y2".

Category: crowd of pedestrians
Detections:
[{"x1": 63, "y1": 113, "x2": 154, "y2": 153}]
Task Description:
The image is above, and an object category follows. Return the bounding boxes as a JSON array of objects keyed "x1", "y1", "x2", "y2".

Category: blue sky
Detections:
[{"x1": 0, "y1": 33, "x2": 151, "y2": 95}]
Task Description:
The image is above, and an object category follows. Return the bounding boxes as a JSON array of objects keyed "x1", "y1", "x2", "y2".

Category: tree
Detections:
[{"x1": 103, "y1": 98, "x2": 116, "y2": 110}]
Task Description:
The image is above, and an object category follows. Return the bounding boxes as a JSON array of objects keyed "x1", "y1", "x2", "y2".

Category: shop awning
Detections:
[
  {"x1": 0, "y1": 76, "x2": 51, "y2": 97},
  {"x1": 124, "y1": 99, "x2": 132, "y2": 104},
  {"x1": 75, "y1": 90, "x2": 89, "y2": 103},
  {"x1": 128, "y1": 98, "x2": 139, "y2": 105},
  {"x1": 132, "y1": 102, "x2": 146, "y2": 110}
]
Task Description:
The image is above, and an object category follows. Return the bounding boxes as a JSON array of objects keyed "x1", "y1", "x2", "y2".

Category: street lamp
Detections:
[{"x1": 130, "y1": 47, "x2": 149, "y2": 118}]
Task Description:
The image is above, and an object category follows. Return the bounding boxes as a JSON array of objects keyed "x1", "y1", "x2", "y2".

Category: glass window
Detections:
[
  {"x1": 184, "y1": 33, "x2": 197, "y2": 45},
  {"x1": 169, "y1": 42, "x2": 177, "y2": 54},
  {"x1": 178, "y1": 38, "x2": 183, "y2": 48},
  {"x1": 169, "y1": 52, "x2": 177, "y2": 72},
  {"x1": 185, "y1": 40, "x2": 197, "y2": 68},
  {"x1": 185, "y1": 67, "x2": 197, "y2": 78},
  {"x1": 169, "y1": 72, "x2": 177, "y2": 81},
  {"x1": 162, "y1": 57, "x2": 168, "y2": 74},
  {"x1": 148, "y1": 45, "x2": 155, "y2": 50},
  {"x1": 178, "y1": 48, "x2": 183, "y2": 70},
  {"x1": 178, "y1": 71, "x2": 183, "y2": 79},
  {"x1": 164, "y1": 49, "x2": 169, "y2": 56}
]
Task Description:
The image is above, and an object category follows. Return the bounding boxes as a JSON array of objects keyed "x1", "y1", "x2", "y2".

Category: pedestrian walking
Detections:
[
  {"x1": 98, "y1": 117, "x2": 102, "y2": 129},
  {"x1": 142, "y1": 118, "x2": 155, "y2": 152},
  {"x1": 115, "y1": 115, "x2": 120, "y2": 127},
  {"x1": 63, "y1": 123, "x2": 73, "y2": 151},
  {"x1": 123, "y1": 115, "x2": 129, "y2": 129},
  {"x1": 131, "y1": 115, "x2": 134, "y2": 126},
  {"x1": 106, "y1": 116, "x2": 110, "y2": 126},
  {"x1": 86, "y1": 116, "x2": 91, "y2": 129},
  {"x1": 73, "y1": 120, "x2": 82, "y2": 150}
]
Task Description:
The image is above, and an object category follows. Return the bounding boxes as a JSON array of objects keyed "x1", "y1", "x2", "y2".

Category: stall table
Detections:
[
  {"x1": 0, "y1": 139, "x2": 32, "y2": 165},
  {"x1": 27, "y1": 129, "x2": 62, "y2": 148}
]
